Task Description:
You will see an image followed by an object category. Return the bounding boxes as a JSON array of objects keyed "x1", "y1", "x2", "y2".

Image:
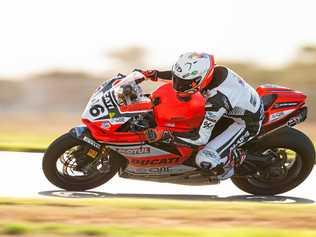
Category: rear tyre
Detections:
[
  {"x1": 232, "y1": 127, "x2": 315, "y2": 195},
  {"x1": 42, "y1": 133, "x2": 121, "y2": 191}
]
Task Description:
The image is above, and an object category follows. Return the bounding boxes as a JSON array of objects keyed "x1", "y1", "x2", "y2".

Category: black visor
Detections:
[{"x1": 172, "y1": 73, "x2": 202, "y2": 92}]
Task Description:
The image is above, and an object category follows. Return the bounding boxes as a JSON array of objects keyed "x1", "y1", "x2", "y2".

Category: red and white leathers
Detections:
[{"x1": 150, "y1": 66, "x2": 264, "y2": 180}]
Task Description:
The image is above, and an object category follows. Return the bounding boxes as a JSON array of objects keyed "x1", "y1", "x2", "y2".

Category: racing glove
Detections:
[
  {"x1": 144, "y1": 128, "x2": 173, "y2": 143},
  {"x1": 134, "y1": 69, "x2": 159, "y2": 81}
]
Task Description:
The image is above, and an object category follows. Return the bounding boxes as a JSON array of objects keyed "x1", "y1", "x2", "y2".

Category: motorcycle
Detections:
[{"x1": 42, "y1": 71, "x2": 315, "y2": 195}]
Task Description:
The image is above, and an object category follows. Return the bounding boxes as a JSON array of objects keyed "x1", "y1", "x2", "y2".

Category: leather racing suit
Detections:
[{"x1": 153, "y1": 66, "x2": 264, "y2": 180}]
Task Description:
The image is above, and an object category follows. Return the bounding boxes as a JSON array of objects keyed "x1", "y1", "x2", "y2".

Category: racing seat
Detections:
[{"x1": 261, "y1": 94, "x2": 277, "y2": 110}]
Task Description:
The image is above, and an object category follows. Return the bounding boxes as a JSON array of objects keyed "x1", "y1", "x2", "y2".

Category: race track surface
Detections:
[{"x1": 1, "y1": 151, "x2": 315, "y2": 204}]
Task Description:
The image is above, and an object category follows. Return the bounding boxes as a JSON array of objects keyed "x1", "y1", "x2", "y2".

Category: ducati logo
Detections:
[
  {"x1": 131, "y1": 157, "x2": 180, "y2": 166},
  {"x1": 103, "y1": 93, "x2": 115, "y2": 110}
]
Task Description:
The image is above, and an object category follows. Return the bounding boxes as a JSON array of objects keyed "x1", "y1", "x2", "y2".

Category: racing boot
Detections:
[{"x1": 196, "y1": 149, "x2": 226, "y2": 176}]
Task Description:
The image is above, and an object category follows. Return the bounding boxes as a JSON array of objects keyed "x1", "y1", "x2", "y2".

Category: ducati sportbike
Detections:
[{"x1": 43, "y1": 71, "x2": 315, "y2": 195}]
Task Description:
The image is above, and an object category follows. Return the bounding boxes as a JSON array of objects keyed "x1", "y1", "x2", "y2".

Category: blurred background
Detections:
[{"x1": 1, "y1": 0, "x2": 316, "y2": 150}]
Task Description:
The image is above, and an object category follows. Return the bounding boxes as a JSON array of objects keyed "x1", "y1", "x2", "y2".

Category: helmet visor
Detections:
[{"x1": 172, "y1": 73, "x2": 202, "y2": 92}]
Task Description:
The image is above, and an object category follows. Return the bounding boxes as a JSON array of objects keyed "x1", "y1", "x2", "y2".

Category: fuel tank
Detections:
[{"x1": 151, "y1": 83, "x2": 205, "y2": 132}]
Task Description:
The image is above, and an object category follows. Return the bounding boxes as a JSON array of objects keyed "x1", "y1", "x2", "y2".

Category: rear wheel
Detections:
[
  {"x1": 42, "y1": 133, "x2": 121, "y2": 191},
  {"x1": 232, "y1": 127, "x2": 315, "y2": 195}
]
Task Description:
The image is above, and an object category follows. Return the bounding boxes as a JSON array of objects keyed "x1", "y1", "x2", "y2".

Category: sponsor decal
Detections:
[
  {"x1": 205, "y1": 112, "x2": 217, "y2": 121},
  {"x1": 201, "y1": 150, "x2": 218, "y2": 158},
  {"x1": 102, "y1": 92, "x2": 115, "y2": 110},
  {"x1": 270, "y1": 109, "x2": 295, "y2": 123},
  {"x1": 83, "y1": 136, "x2": 101, "y2": 149},
  {"x1": 115, "y1": 147, "x2": 150, "y2": 155},
  {"x1": 110, "y1": 117, "x2": 130, "y2": 124},
  {"x1": 102, "y1": 121, "x2": 110, "y2": 128},
  {"x1": 87, "y1": 149, "x2": 98, "y2": 159},
  {"x1": 164, "y1": 122, "x2": 176, "y2": 127},
  {"x1": 125, "y1": 165, "x2": 196, "y2": 175},
  {"x1": 148, "y1": 167, "x2": 170, "y2": 173},
  {"x1": 273, "y1": 102, "x2": 299, "y2": 109},
  {"x1": 202, "y1": 120, "x2": 214, "y2": 129},
  {"x1": 205, "y1": 117, "x2": 216, "y2": 123},
  {"x1": 109, "y1": 112, "x2": 116, "y2": 118},
  {"x1": 131, "y1": 157, "x2": 180, "y2": 166},
  {"x1": 270, "y1": 111, "x2": 285, "y2": 122},
  {"x1": 112, "y1": 117, "x2": 126, "y2": 123}
]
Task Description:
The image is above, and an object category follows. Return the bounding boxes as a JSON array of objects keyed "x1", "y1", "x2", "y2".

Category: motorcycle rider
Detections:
[{"x1": 140, "y1": 52, "x2": 264, "y2": 179}]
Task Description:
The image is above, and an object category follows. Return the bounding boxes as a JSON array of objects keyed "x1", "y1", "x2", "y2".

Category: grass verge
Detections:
[{"x1": 1, "y1": 223, "x2": 316, "y2": 237}]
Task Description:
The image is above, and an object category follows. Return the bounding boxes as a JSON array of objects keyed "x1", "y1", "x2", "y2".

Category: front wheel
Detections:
[
  {"x1": 42, "y1": 133, "x2": 121, "y2": 191},
  {"x1": 232, "y1": 127, "x2": 315, "y2": 195}
]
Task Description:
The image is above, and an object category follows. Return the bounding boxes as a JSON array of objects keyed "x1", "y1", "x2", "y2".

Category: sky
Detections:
[{"x1": 0, "y1": 0, "x2": 316, "y2": 76}]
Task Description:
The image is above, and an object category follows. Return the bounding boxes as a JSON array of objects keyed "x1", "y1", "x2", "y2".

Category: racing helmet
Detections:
[{"x1": 172, "y1": 52, "x2": 215, "y2": 96}]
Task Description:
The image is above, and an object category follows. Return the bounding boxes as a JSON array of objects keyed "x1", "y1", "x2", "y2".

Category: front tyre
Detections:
[
  {"x1": 42, "y1": 133, "x2": 121, "y2": 191},
  {"x1": 232, "y1": 127, "x2": 315, "y2": 195}
]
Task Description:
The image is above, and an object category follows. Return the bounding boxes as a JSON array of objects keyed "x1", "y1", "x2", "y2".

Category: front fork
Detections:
[
  {"x1": 69, "y1": 126, "x2": 105, "y2": 170},
  {"x1": 69, "y1": 126, "x2": 123, "y2": 173}
]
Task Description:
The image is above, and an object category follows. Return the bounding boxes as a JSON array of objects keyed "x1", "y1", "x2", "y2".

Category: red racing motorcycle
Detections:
[{"x1": 42, "y1": 71, "x2": 315, "y2": 195}]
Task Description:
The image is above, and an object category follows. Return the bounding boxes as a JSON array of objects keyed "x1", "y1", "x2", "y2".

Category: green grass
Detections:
[
  {"x1": 0, "y1": 132, "x2": 56, "y2": 152},
  {"x1": 0, "y1": 223, "x2": 315, "y2": 237}
]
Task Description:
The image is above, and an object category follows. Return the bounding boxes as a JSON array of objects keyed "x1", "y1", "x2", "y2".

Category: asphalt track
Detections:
[{"x1": 1, "y1": 151, "x2": 315, "y2": 204}]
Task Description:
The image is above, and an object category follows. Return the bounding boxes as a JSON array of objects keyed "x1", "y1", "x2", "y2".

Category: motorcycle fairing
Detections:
[
  {"x1": 123, "y1": 164, "x2": 197, "y2": 176},
  {"x1": 107, "y1": 142, "x2": 193, "y2": 168},
  {"x1": 69, "y1": 126, "x2": 101, "y2": 150},
  {"x1": 256, "y1": 84, "x2": 307, "y2": 133},
  {"x1": 82, "y1": 72, "x2": 153, "y2": 133},
  {"x1": 81, "y1": 73, "x2": 308, "y2": 180}
]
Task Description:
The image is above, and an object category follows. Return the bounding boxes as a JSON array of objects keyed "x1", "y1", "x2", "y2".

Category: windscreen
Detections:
[{"x1": 81, "y1": 71, "x2": 150, "y2": 121}]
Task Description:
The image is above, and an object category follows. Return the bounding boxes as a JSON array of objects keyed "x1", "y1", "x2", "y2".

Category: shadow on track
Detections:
[{"x1": 39, "y1": 190, "x2": 314, "y2": 204}]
